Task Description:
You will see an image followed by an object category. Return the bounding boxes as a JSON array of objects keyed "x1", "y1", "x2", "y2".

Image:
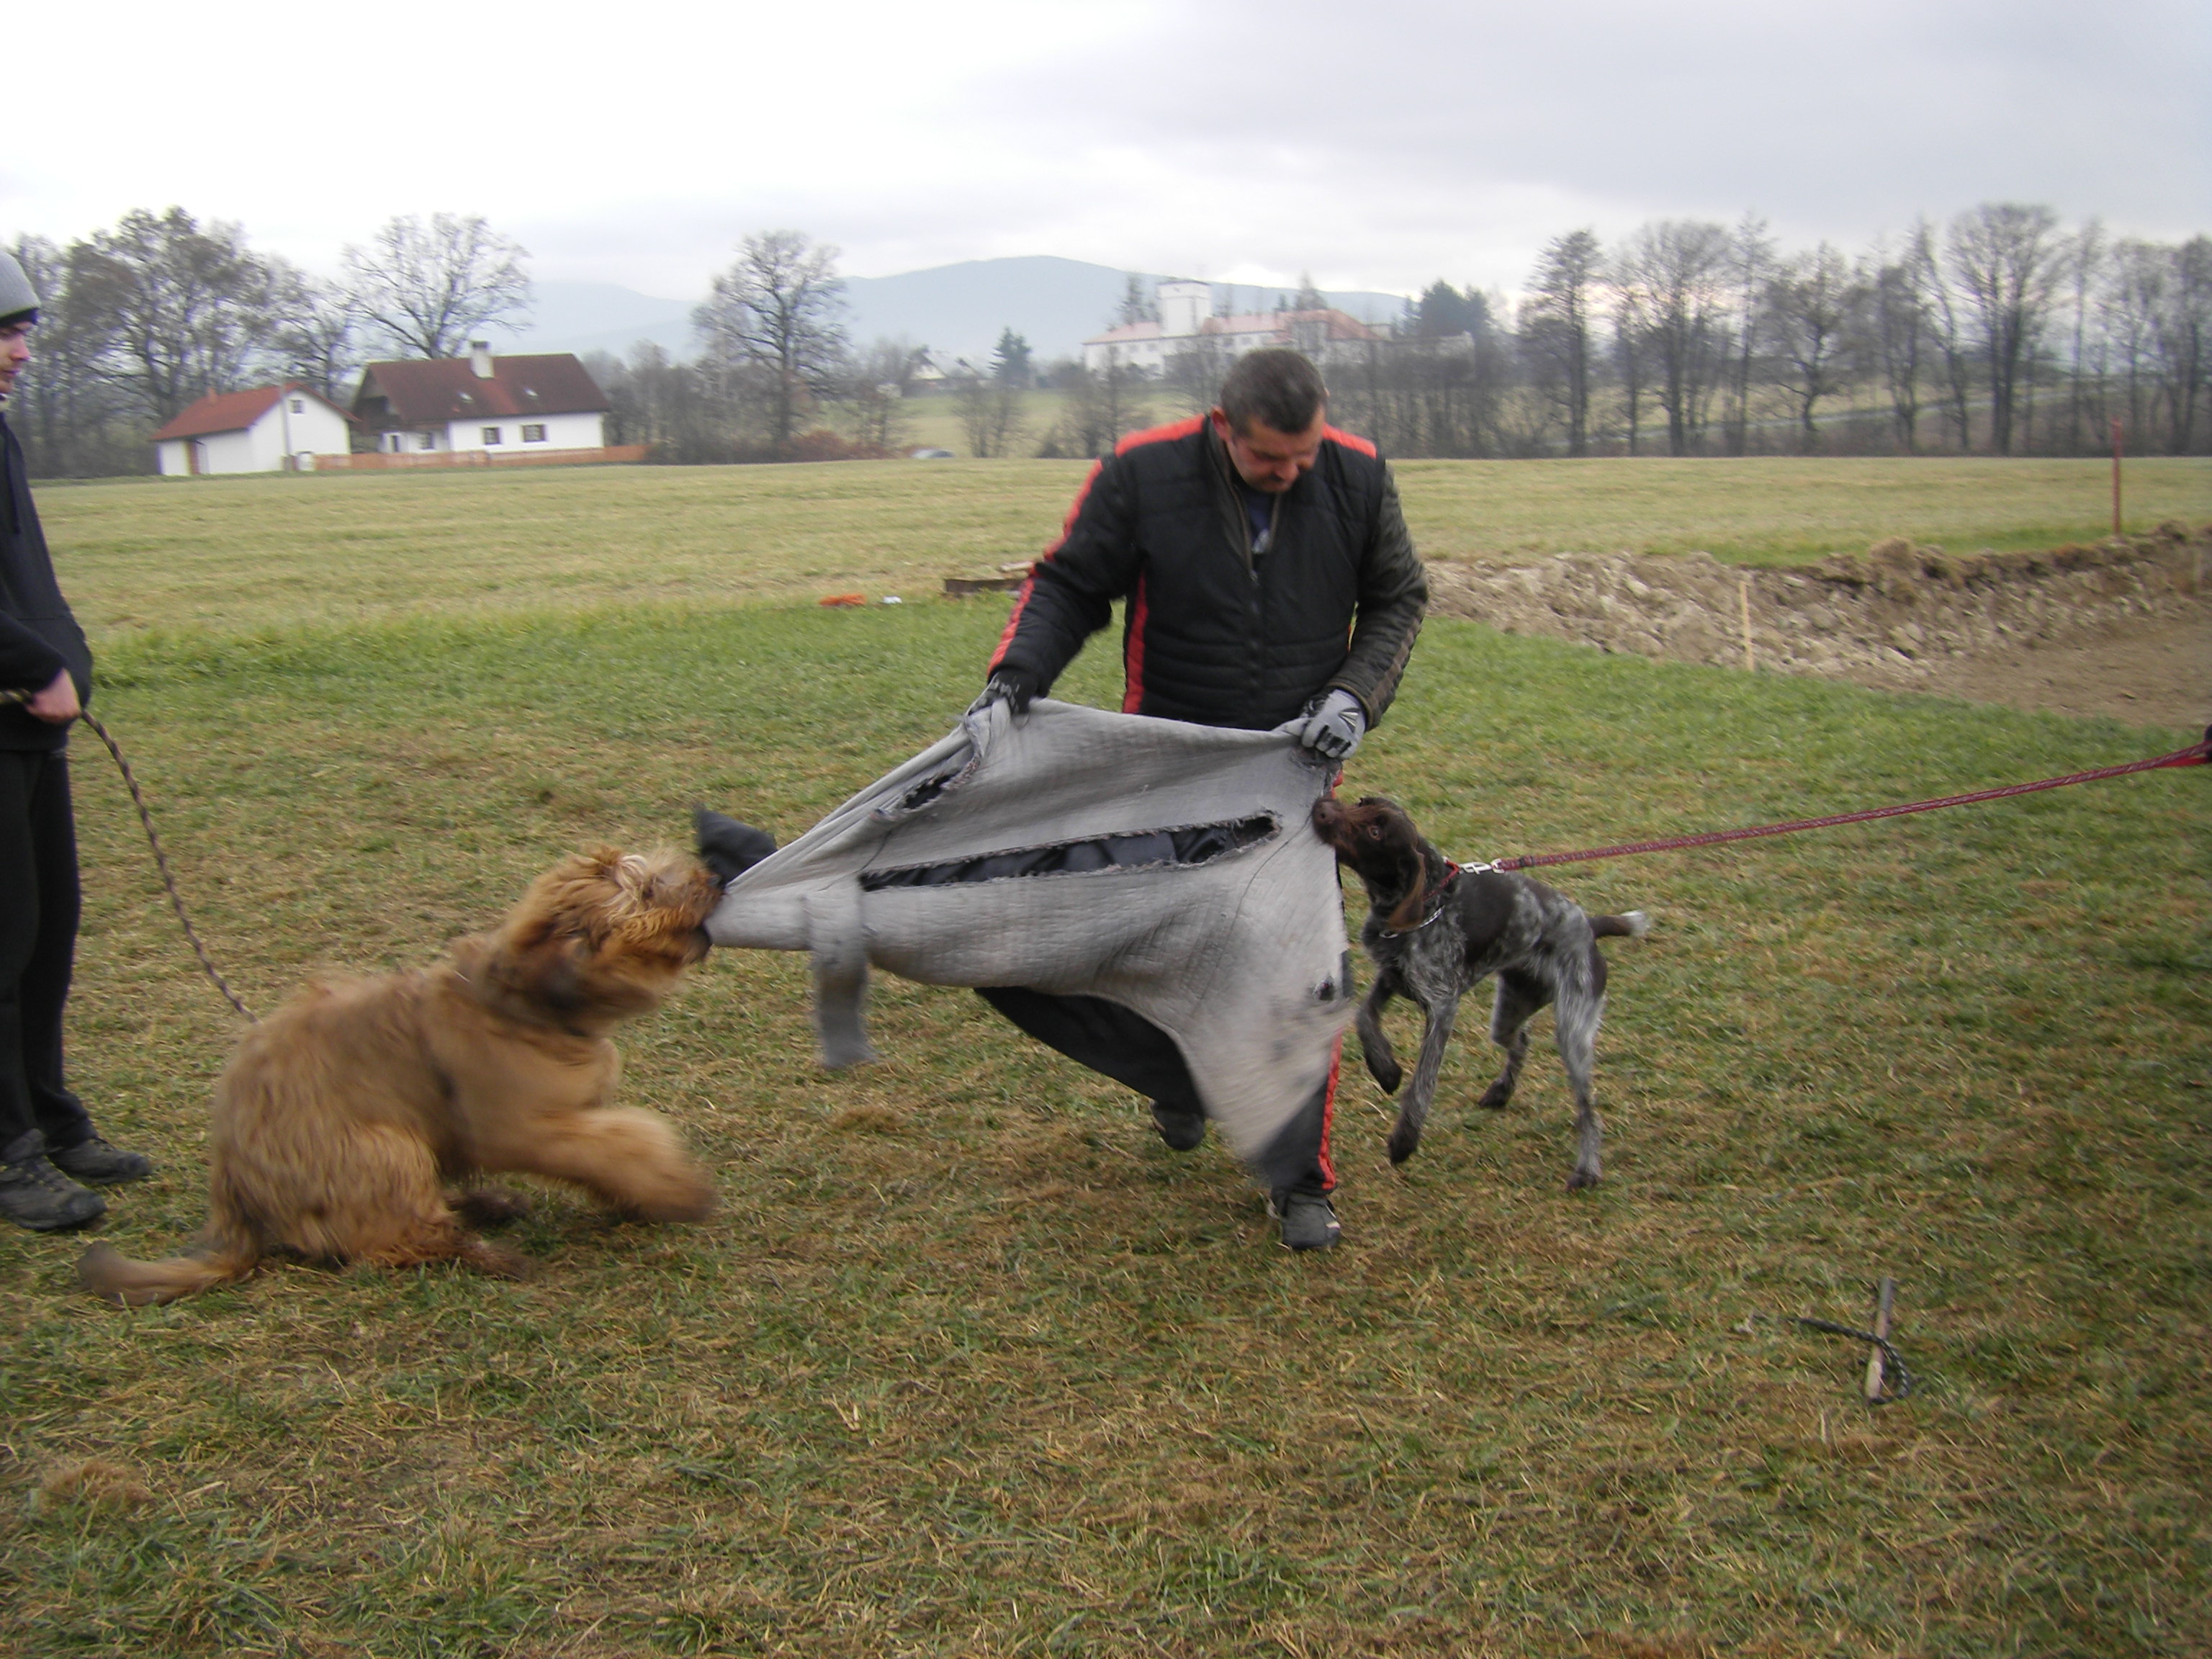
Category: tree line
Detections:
[
  {"x1": 1344, "y1": 204, "x2": 2206, "y2": 460},
  {"x1": 9, "y1": 202, "x2": 2206, "y2": 475}
]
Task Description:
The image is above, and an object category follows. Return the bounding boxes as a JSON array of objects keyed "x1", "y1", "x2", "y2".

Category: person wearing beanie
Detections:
[{"x1": 0, "y1": 249, "x2": 153, "y2": 1231}]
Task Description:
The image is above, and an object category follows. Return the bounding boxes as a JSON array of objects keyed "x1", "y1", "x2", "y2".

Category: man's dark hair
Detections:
[{"x1": 1218, "y1": 349, "x2": 1326, "y2": 436}]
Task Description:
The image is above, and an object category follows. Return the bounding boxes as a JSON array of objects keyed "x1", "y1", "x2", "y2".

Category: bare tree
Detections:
[
  {"x1": 1519, "y1": 230, "x2": 1602, "y2": 454},
  {"x1": 2060, "y1": 222, "x2": 2106, "y2": 451},
  {"x1": 1867, "y1": 233, "x2": 1936, "y2": 452},
  {"x1": 343, "y1": 213, "x2": 530, "y2": 361},
  {"x1": 3, "y1": 234, "x2": 144, "y2": 476},
  {"x1": 1764, "y1": 243, "x2": 1862, "y2": 451},
  {"x1": 1945, "y1": 202, "x2": 2064, "y2": 454},
  {"x1": 695, "y1": 230, "x2": 849, "y2": 456},
  {"x1": 1723, "y1": 212, "x2": 1774, "y2": 454},
  {"x1": 276, "y1": 274, "x2": 364, "y2": 403},
  {"x1": 1614, "y1": 220, "x2": 1732, "y2": 454},
  {"x1": 65, "y1": 207, "x2": 295, "y2": 423},
  {"x1": 1609, "y1": 277, "x2": 1649, "y2": 455},
  {"x1": 1914, "y1": 222, "x2": 1977, "y2": 451},
  {"x1": 835, "y1": 337, "x2": 924, "y2": 454},
  {"x1": 951, "y1": 369, "x2": 1028, "y2": 458},
  {"x1": 1163, "y1": 333, "x2": 1230, "y2": 415},
  {"x1": 2149, "y1": 236, "x2": 2211, "y2": 454},
  {"x1": 593, "y1": 343, "x2": 745, "y2": 464}
]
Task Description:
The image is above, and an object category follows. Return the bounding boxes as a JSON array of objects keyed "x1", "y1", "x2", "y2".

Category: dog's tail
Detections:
[
  {"x1": 1591, "y1": 910, "x2": 1650, "y2": 940},
  {"x1": 77, "y1": 1230, "x2": 260, "y2": 1307}
]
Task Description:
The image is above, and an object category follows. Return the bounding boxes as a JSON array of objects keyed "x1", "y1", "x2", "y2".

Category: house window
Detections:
[
  {"x1": 521, "y1": 423, "x2": 547, "y2": 444},
  {"x1": 289, "y1": 399, "x2": 304, "y2": 414},
  {"x1": 417, "y1": 432, "x2": 436, "y2": 451},
  {"x1": 387, "y1": 433, "x2": 403, "y2": 453},
  {"x1": 482, "y1": 427, "x2": 503, "y2": 446}
]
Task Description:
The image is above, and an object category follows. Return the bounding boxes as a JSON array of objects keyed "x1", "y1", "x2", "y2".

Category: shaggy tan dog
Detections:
[{"x1": 79, "y1": 848, "x2": 724, "y2": 1305}]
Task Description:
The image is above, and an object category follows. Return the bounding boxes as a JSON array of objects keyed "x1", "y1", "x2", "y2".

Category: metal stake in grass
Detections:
[{"x1": 1863, "y1": 1277, "x2": 1898, "y2": 1403}]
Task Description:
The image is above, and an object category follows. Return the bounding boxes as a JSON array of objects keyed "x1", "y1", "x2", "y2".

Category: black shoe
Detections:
[
  {"x1": 1269, "y1": 1190, "x2": 1341, "y2": 1251},
  {"x1": 1149, "y1": 1100, "x2": 1207, "y2": 1152},
  {"x1": 50, "y1": 1136, "x2": 153, "y2": 1186},
  {"x1": 1, "y1": 1133, "x2": 107, "y2": 1232}
]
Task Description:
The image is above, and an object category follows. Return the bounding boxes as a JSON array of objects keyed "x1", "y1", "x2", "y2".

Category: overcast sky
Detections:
[{"x1": 8, "y1": 0, "x2": 2206, "y2": 301}]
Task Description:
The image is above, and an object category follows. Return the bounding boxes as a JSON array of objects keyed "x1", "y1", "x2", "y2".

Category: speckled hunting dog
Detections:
[{"x1": 1310, "y1": 796, "x2": 1647, "y2": 1188}]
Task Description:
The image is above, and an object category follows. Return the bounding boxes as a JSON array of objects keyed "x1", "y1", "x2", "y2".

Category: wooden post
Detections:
[
  {"x1": 1738, "y1": 579, "x2": 1756, "y2": 673},
  {"x1": 1863, "y1": 1277, "x2": 1897, "y2": 1402},
  {"x1": 2111, "y1": 418, "x2": 2124, "y2": 536}
]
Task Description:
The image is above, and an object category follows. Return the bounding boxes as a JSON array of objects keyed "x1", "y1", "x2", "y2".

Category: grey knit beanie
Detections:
[{"x1": 0, "y1": 250, "x2": 41, "y2": 325}]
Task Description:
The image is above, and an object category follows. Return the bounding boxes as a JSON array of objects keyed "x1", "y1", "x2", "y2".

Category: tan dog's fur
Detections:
[{"x1": 79, "y1": 848, "x2": 724, "y2": 1305}]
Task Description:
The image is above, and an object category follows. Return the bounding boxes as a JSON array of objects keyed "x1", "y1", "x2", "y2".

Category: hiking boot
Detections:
[
  {"x1": 1, "y1": 1132, "x2": 107, "y2": 1232},
  {"x1": 1149, "y1": 1099, "x2": 1207, "y2": 1152},
  {"x1": 49, "y1": 1136, "x2": 153, "y2": 1186},
  {"x1": 1269, "y1": 1189, "x2": 1341, "y2": 1252}
]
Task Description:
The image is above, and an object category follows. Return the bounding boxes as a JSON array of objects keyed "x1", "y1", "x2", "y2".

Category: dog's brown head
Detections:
[
  {"x1": 462, "y1": 847, "x2": 724, "y2": 1030},
  {"x1": 1311, "y1": 796, "x2": 1456, "y2": 933}
]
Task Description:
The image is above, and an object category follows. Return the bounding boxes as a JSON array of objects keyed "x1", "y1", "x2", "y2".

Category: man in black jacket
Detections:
[
  {"x1": 0, "y1": 251, "x2": 152, "y2": 1231},
  {"x1": 974, "y1": 349, "x2": 1427, "y2": 1250}
]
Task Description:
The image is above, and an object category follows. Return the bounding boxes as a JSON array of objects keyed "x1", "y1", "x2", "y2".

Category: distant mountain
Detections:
[
  {"x1": 502, "y1": 281, "x2": 696, "y2": 361},
  {"x1": 508, "y1": 260, "x2": 1413, "y2": 367}
]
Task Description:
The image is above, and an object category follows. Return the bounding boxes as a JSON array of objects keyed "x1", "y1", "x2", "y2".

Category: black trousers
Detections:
[
  {"x1": 0, "y1": 749, "x2": 92, "y2": 1155},
  {"x1": 976, "y1": 986, "x2": 1336, "y2": 1197}
]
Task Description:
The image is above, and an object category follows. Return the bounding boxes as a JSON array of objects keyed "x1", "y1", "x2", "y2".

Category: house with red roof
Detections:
[
  {"x1": 1083, "y1": 281, "x2": 1389, "y2": 377},
  {"x1": 351, "y1": 343, "x2": 609, "y2": 457},
  {"x1": 153, "y1": 383, "x2": 355, "y2": 475}
]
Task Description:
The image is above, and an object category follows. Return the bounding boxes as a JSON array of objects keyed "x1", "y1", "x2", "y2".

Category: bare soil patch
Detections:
[{"x1": 1427, "y1": 522, "x2": 2211, "y2": 731}]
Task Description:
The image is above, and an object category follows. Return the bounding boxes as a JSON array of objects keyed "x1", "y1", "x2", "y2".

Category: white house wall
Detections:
[
  {"x1": 442, "y1": 410, "x2": 606, "y2": 452},
  {"x1": 160, "y1": 397, "x2": 353, "y2": 475}
]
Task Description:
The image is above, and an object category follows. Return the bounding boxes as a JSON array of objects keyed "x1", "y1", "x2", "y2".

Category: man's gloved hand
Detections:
[
  {"x1": 967, "y1": 669, "x2": 1040, "y2": 718},
  {"x1": 1294, "y1": 688, "x2": 1367, "y2": 761}
]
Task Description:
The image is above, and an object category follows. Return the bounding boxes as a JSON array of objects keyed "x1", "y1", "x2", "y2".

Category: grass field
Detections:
[
  {"x1": 31, "y1": 455, "x2": 2209, "y2": 637},
  {"x1": 2, "y1": 463, "x2": 2208, "y2": 1656}
]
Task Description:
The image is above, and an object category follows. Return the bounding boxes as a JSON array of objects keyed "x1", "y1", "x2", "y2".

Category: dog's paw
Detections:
[
  {"x1": 1365, "y1": 1057, "x2": 1404, "y2": 1095},
  {"x1": 619, "y1": 1182, "x2": 717, "y2": 1225},
  {"x1": 1477, "y1": 1082, "x2": 1515, "y2": 1111},
  {"x1": 1566, "y1": 1166, "x2": 1601, "y2": 1191},
  {"x1": 1385, "y1": 1123, "x2": 1422, "y2": 1165},
  {"x1": 455, "y1": 1188, "x2": 534, "y2": 1228},
  {"x1": 460, "y1": 1239, "x2": 536, "y2": 1279}
]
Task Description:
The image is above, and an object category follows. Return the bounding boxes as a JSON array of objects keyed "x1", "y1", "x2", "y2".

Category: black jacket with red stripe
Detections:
[{"x1": 989, "y1": 415, "x2": 1427, "y2": 732}]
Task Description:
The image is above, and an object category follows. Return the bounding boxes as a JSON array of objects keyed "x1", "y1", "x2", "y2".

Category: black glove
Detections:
[
  {"x1": 968, "y1": 669, "x2": 1040, "y2": 718},
  {"x1": 693, "y1": 807, "x2": 778, "y2": 885}
]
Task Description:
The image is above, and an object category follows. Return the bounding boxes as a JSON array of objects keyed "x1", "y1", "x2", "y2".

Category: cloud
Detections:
[{"x1": 4, "y1": 0, "x2": 2203, "y2": 300}]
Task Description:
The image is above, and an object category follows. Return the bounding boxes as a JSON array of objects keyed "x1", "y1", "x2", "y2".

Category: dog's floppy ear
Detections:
[
  {"x1": 502, "y1": 921, "x2": 592, "y2": 1010},
  {"x1": 1384, "y1": 878, "x2": 1431, "y2": 935}
]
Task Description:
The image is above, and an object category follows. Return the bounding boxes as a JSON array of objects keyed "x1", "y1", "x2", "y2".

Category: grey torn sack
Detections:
[{"x1": 704, "y1": 699, "x2": 1354, "y2": 1169}]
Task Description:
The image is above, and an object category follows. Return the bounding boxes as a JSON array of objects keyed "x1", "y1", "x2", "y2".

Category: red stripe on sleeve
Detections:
[
  {"x1": 1120, "y1": 573, "x2": 1148, "y2": 712},
  {"x1": 1322, "y1": 424, "x2": 1377, "y2": 458},
  {"x1": 991, "y1": 456, "x2": 1105, "y2": 671}
]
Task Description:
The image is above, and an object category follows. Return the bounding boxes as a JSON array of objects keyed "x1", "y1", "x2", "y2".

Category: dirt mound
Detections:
[{"x1": 1426, "y1": 522, "x2": 2211, "y2": 729}]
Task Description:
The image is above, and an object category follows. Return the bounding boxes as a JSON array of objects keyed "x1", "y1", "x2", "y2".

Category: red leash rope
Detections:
[{"x1": 1485, "y1": 732, "x2": 2211, "y2": 873}]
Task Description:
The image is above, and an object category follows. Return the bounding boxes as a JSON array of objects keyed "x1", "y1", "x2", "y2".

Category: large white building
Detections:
[
  {"x1": 351, "y1": 343, "x2": 609, "y2": 456},
  {"x1": 153, "y1": 383, "x2": 354, "y2": 475},
  {"x1": 1082, "y1": 281, "x2": 1390, "y2": 375}
]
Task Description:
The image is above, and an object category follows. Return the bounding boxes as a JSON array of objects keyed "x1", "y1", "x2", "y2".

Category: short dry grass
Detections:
[
  {"x1": 3, "y1": 465, "x2": 2208, "y2": 1655},
  {"x1": 34, "y1": 455, "x2": 2210, "y2": 637}
]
